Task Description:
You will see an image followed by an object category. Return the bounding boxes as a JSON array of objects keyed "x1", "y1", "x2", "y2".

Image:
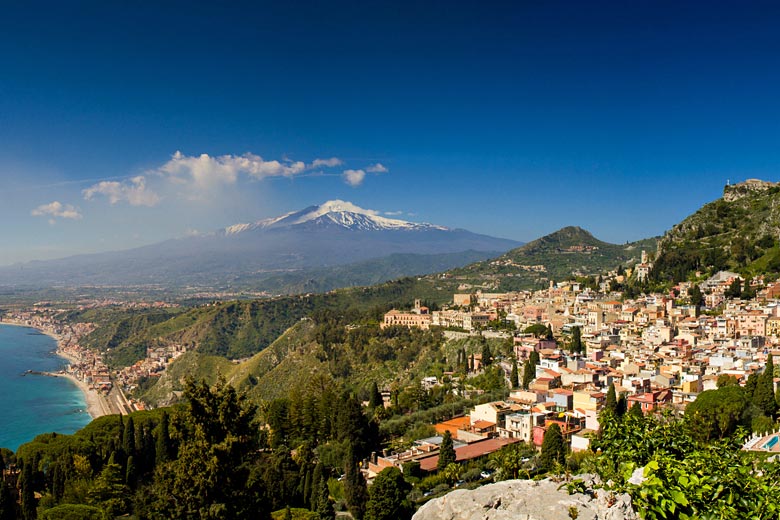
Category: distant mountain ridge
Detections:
[{"x1": 0, "y1": 201, "x2": 521, "y2": 291}]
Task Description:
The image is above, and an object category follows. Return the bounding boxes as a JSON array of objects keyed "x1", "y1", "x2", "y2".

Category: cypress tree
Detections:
[
  {"x1": 437, "y1": 430, "x2": 456, "y2": 470},
  {"x1": 510, "y1": 359, "x2": 519, "y2": 389},
  {"x1": 316, "y1": 476, "x2": 335, "y2": 520},
  {"x1": 155, "y1": 411, "x2": 172, "y2": 466},
  {"x1": 481, "y1": 342, "x2": 492, "y2": 367},
  {"x1": 755, "y1": 354, "x2": 778, "y2": 417},
  {"x1": 539, "y1": 423, "x2": 566, "y2": 472},
  {"x1": 604, "y1": 383, "x2": 617, "y2": 415},
  {"x1": 571, "y1": 326, "x2": 583, "y2": 354},
  {"x1": 522, "y1": 359, "x2": 535, "y2": 389},
  {"x1": 616, "y1": 395, "x2": 627, "y2": 417},
  {"x1": 344, "y1": 446, "x2": 368, "y2": 520},
  {"x1": 368, "y1": 382, "x2": 382, "y2": 409},
  {"x1": 310, "y1": 463, "x2": 323, "y2": 510},
  {"x1": 745, "y1": 372, "x2": 760, "y2": 401},
  {"x1": 0, "y1": 481, "x2": 14, "y2": 520},
  {"x1": 123, "y1": 416, "x2": 136, "y2": 459},
  {"x1": 20, "y1": 460, "x2": 36, "y2": 520},
  {"x1": 629, "y1": 401, "x2": 644, "y2": 419}
]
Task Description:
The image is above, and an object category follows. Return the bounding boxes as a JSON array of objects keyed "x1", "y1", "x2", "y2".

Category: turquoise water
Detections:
[
  {"x1": 0, "y1": 324, "x2": 91, "y2": 451},
  {"x1": 763, "y1": 435, "x2": 779, "y2": 450}
]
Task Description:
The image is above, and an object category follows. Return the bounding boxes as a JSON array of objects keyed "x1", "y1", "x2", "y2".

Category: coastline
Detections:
[{"x1": 1, "y1": 319, "x2": 111, "y2": 419}]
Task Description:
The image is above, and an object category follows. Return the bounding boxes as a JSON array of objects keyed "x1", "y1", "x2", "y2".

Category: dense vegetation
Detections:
[{"x1": 652, "y1": 184, "x2": 780, "y2": 283}]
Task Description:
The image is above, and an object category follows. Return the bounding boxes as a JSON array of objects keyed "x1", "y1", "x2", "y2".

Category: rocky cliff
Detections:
[{"x1": 412, "y1": 478, "x2": 637, "y2": 520}]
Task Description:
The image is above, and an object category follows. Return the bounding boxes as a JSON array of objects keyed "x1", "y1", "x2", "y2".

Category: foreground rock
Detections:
[{"x1": 412, "y1": 478, "x2": 638, "y2": 520}]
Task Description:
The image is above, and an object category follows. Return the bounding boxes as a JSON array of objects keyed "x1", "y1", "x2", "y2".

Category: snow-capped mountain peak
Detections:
[{"x1": 224, "y1": 200, "x2": 448, "y2": 234}]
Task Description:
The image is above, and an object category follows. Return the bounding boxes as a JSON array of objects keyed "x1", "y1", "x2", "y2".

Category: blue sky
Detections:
[{"x1": 1, "y1": 1, "x2": 779, "y2": 265}]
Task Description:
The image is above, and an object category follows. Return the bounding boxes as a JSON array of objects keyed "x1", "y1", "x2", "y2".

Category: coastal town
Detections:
[
  {"x1": 3, "y1": 251, "x2": 780, "y2": 476},
  {"x1": 370, "y1": 258, "x2": 780, "y2": 475}
]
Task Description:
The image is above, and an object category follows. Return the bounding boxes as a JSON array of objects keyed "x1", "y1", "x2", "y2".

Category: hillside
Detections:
[
  {"x1": 68, "y1": 276, "x2": 456, "y2": 368},
  {"x1": 447, "y1": 226, "x2": 657, "y2": 291},
  {"x1": 140, "y1": 315, "x2": 511, "y2": 407},
  {"x1": 652, "y1": 179, "x2": 780, "y2": 282}
]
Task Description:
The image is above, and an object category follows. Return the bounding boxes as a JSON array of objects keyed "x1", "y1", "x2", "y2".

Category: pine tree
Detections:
[
  {"x1": 438, "y1": 430, "x2": 456, "y2": 470},
  {"x1": 310, "y1": 463, "x2": 323, "y2": 510},
  {"x1": 539, "y1": 423, "x2": 566, "y2": 472},
  {"x1": 510, "y1": 359, "x2": 519, "y2": 389}
]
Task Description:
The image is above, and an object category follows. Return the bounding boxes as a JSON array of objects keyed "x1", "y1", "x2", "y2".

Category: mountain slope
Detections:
[
  {"x1": 448, "y1": 226, "x2": 657, "y2": 291},
  {"x1": 0, "y1": 201, "x2": 521, "y2": 291},
  {"x1": 652, "y1": 179, "x2": 780, "y2": 282}
]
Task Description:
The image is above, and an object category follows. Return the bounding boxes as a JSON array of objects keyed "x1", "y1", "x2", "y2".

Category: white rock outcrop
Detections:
[{"x1": 412, "y1": 478, "x2": 637, "y2": 520}]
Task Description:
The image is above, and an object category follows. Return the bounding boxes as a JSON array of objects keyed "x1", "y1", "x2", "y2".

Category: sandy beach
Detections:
[
  {"x1": 50, "y1": 372, "x2": 112, "y2": 418},
  {"x1": 1, "y1": 319, "x2": 112, "y2": 419}
]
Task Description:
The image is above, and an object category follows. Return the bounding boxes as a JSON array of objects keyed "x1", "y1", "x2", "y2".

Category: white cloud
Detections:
[
  {"x1": 384, "y1": 210, "x2": 404, "y2": 216},
  {"x1": 311, "y1": 157, "x2": 343, "y2": 168},
  {"x1": 157, "y1": 151, "x2": 335, "y2": 191},
  {"x1": 343, "y1": 169, "x2": 366, "y2": 187},
  {"x1": 367, "y1": 163, "x2": 388, "y2": 173},
  {"x1": 83, "y1": 176, "x2": 160, "y2": 207},
  {"x1": 31, "y1": 201, "x2": 82, "y2": 222}
]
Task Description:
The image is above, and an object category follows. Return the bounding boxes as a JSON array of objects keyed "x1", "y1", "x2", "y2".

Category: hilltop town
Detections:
[{"x1": 370, "y1": 254, "x2": 780, "y2": 475}]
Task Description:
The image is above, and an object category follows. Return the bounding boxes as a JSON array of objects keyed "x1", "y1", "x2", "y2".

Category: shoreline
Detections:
[{"x1": 1, "y1": 319, "x2": 111, "y2": 419}]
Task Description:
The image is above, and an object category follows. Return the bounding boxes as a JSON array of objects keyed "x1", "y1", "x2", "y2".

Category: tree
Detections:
[
  {"x1": 316, "y1": 476, "x2": 335, "y2": 520},
  {"x1": 0, "y1": 481, "x2": 16, "y2": 520},
  {"x1": 481, "y1": 342, "x2": 493, "y2": 367},
  {"x1": 522, "y1": 359, "x2": 535, "y2": 389},
  {"x1": 87, "y1": 457, "x2": 130, "y2": 518},
  {"x1": 365, "y1": 467, "x2": 411, "y2": 520},
  {"x1": 570, "y1": 326, "x2": 583, "y2": 354},
  {"x1": 725, "y1": 278, "x2": 742, "y2": 299},
  {"x1": 629, "y1": 401, "x2": 644, "y2": 420},
  {"x1": 344, "y1": 446, "x2": 368, "y2": 520},
  {"x1": 545, "y1": 324, "x2": 554, "y2": 341},
  {"x1": 685, "y1": 386, "x2": 749, "y2": 441},
  {"x1": 689, "y1": 285, "x2": 704, "y2": 307},
  {"x1": 155, "y1": 410, "x2": 173, "y2": 466},
  {"x1": 368, "y1": 382, "x2": 383, "y2": 410},
  {"x1": 616, "y1": 395, "x2": 628, "y2": 418},
  {"x1": 745, "y1": 372, "x2": 759, "y2": 400},
  {"x1": 488, "y1": 442, "x2": 536, "y2": 480},
  {"x1": 437, "y1": 430, "x2": 456, "y2": 470},
  {"x1": 510, "y1": 359, "x2": 519, "y2": 389},
  {"x1": 122, "y1": 415, "x2": 136, "y2": 459},
  {"x1": 754, "y1": 354, "x2": 777, "y2": 418},
  {"x1": 539, "y1": 424, "x2": 566, "y2": 472},
  {"x1": 149, "y1": 378, "x2": 267, "y2": 520},
  {"x1": 604, "y1": 383, "x2": 617, "y2": 416}
]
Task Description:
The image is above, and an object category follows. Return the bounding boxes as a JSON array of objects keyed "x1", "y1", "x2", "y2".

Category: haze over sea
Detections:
[{"x1": 0, "y1": 324, "x2": 91, "y2": 451}]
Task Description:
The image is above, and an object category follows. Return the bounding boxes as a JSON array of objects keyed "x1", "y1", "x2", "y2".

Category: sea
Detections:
[{"x1": 0, "y1": 324, "x2": 92, "y2": 452}]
